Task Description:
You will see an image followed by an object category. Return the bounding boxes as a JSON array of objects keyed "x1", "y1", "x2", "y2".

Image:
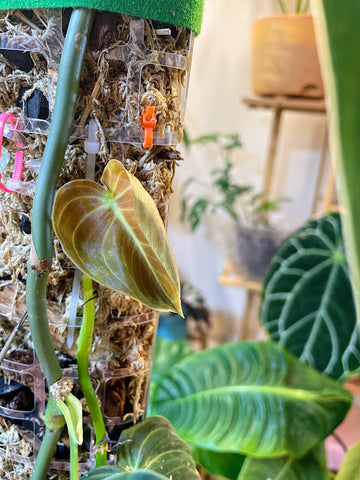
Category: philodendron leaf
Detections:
[
  {"x1": 191, "y1": 446, "x2": 245, "y2": 480},
  {"x1": 151, "y1": 338, "x2": 193, "y2": 384},
  {"x1": 312, "y1": 1, "x2": 360, "y2": 325},
  {"x1": 238, "y1": 444, "x2": 328, "y2": 480},
  {"x1": 261, "y1": 213, "x2": 360, "y2": 381},
  {"x1": 335, "y1": 441, "x2": 360, "y2": 480},
  {"x1": 53, "y1": 159, "x2": 181, "y2": 314},
  {"x1": 150, "y1": 341, "x2": 352, "y2": 459},
  {"x1": 116, "y1": 416, "x2": 200, "y2": 480},
  {"x1": 80, "y1": 466, "x2": 168, "y2": 479}
]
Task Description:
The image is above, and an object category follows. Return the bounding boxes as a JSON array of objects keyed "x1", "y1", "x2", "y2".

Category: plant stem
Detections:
[
  {"x1": 27, "y1": 5, "x2": 93, "y2": 386},
  {"x1": 31, "y1": 7, "x2": 93, "y2": 263},
  {"x1": 278, "y1": 0, "x2": 288, "y2": 13},
  {"x1": 295, "y1": 0, "x2": 302, "y2": 13},
  {"x1": 31, "y1": 428, "x2": 61, "y2": 480},
  {"x1": 77, "y1": 274, "x2": 108, "y2": 466},
  {"x1": 27, "y1": 270, "x2": 62, "y2": 385},
  {"x1": 27, "y1": 8, "x2": 93, "y2": 480},
  {"x1": 70, "y1": 437, "x2": 79, "y2": 480}
]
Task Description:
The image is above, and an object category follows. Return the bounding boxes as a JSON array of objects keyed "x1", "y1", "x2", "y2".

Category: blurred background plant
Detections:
[
  {"x1": 180, "y1": 131, "x2": 289, "y2": 231},
  {"x1": 278, "y1": 0, "x2": 310, "y2": 13}
]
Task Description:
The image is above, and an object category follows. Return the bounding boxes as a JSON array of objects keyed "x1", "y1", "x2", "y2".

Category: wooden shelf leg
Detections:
[
  {"x1": 262, "y1": 107, "x2": 282, "y2": 195},
  {"x1": 240, "y1": 290, "x2": 256, "y2": 340},
  {"x1": 322, "y1": 161, "x2": 336, "y2": 211},
  {"x1": 312, "y1": 128, "x2": 329, "y2": 215}
]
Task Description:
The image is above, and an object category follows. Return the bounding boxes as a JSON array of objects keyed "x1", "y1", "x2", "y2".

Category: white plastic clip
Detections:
[{"x1": 67, "y1": 120, "x2": 99, "y2": 348}]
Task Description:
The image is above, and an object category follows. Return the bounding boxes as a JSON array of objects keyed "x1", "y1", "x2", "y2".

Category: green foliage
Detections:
[
  {"x1": 278, "y1": 0, "x2": 310, "y2": 13},
  {"x1": 335, "y1": 441, "x2": 360, "y2": 480},
  {"x1": 261, "y1": 213, "x2": 360, "y2": 380},
  {"x1": 149, "y1": 341, "x2": 352, "y2": 459},
  {"x1": 44, "y1": 398, "x2": 66, "y2": 431},
  {"x1": 151, "y1": 338, "x2": 193, "y2": 384},
  {"x1": 183, "y1": 131, "x2": 242, "y2": 150},
  {"x1": 180, "y1": 132, "x2": 287, "y2": 231},
  {"x1": 238, "y1": 444, "x2": 328, "y2": 480},
  {"x1": 56, "y1": 393, "x2": 83, "y2": 445},
  {"x1": 53, "y1": 159, "x2": 182, "y2": 314},
  {"x1": 81, "y1": 417, "x2": 201, "y2": 479},
  {"x1": 312, "y1": 0, "x2": 360, "y2": 325},
  {"x1": 80, "y1": 467, "x2": 168, "y2": 480},
  {"x1": 116, "y1": 416, "x2": 200, "y2": 480},
  {"x1": 190, "y1": 447, "x2": 245, "y2": 480}
]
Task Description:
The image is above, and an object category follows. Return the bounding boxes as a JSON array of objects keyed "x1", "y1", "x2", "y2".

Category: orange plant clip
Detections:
[{"x1": 141, "y1": 106, "x2": 157, "y2": 149}]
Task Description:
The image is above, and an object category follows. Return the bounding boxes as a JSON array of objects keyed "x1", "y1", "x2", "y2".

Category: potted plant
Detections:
[
  {"x1": 180, "y1": 132, "x2": 288, "y2": 280},
  {"x1": 251, "y1": 0, "x2": 324, "y2": 98},
  {"x1": 0, "y1": 4, "x2": 204, "y2": 479}
]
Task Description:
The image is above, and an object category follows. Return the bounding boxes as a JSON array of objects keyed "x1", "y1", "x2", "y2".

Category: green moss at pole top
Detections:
[{"x1": 0, "y1": 0, "x2": 205, "y2": 34}]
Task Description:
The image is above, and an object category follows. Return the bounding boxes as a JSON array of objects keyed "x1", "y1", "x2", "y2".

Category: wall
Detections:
[{"x1": 167, "y1": 0, "x2": 328, "y2": 343}]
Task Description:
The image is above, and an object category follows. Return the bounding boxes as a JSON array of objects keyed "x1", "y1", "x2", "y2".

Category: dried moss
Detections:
[{"x1": 0, "y1": 9, "x2": 189, "y2": 475}]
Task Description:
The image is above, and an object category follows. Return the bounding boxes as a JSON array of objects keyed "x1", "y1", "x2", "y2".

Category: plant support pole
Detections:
[
  {"x1": 26, "y1": 8, "x2": 93, "y2": 480},
  {"x1": 27, "y1": 6, "x2": 93, "y2": 387}
]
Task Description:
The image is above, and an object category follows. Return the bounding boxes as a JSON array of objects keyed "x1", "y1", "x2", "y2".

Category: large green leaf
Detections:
[
  {"x1": 150, "y1": 341, "x2": 352, "y2": 458},
  {"x1": 151, "y1": 338, "x2": 193, "y2": 384},
  {"x1": 53, "y1": 159, "x2": 181, "y2": 314},
  {"x1": 261, "y1": 213, "x2": 360, "y2": 380},
  {"x1": 80, "y1": 466, "x2": 168, "y2": 480},
  {"x1": 191, "y1": 446, "x2": 245, "y2": 480},
  {"x1": 237, "y1": 444, "x2": 328, "y2": 480},
  {"x1": 335, "y1": 441, "x2": 360, "y2": 480},
  {"x1": 116, "y1": 416, "x2": 200, "y2": 480},
  {"x1": 312, "y1": 1, "x2": 360, "y2": 324}
]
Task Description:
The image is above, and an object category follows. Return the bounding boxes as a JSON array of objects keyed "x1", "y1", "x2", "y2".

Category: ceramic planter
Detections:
[{"x1": 236, "y1": 224, "x2": 284, "y2": 281}]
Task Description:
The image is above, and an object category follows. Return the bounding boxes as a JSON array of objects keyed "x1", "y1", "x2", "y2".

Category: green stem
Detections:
[
  {"x1": 27, "y1": 6, "x2": 93, "y2": 387},
  {"x1": 70, "y1": 437, "x2": 79, "y2": 480},
  {"x1": 31, "y1": 428, "x2": 61, "y2": 480},
  {"x1": 278, "y1": 0, "x2": 288, "y2": 13},
  {"x1": 27, "y1": 269, "x2": 62, "y2": 385},
  {"x1": 27, "y1": 8, "x2": 93, "y2": 480},
  {"x1": 303, "y1": 0, "x2": 310, "y2": 12},
  {"x1": 77, "y1": 274, "x2": 107, "y2": 466},
  {"x1": 295, "y1": 0, "x2": 302, "y2": 13},
  {"x1": 31, "y1": 8, "x2": 93, "y2": 262}
]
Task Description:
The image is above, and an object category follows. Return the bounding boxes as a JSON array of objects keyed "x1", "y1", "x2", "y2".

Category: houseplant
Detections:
[
  {"x1": 180, "y1": 132, "x2": 288, "y2": 280},
  {"x1": 251, "y1": 0, "x2": 324, "y2": 98},
  {"x1": 1, "y1": 2, "x2": 360, "y2": 480},
  {"x1": 73, "y1": 3, "x2": 360, "y2": 479},
  {"x1": 143, "y1": 215, "x2": 360, "y2": 479},
  {"x1": 0, "y1": 3, "x2": 204, "y2": 479}
]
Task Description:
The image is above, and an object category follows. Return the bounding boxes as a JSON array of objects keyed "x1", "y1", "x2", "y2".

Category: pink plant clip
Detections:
[{"x1": 0, "y1": 112, "x2": 24, "y2": 193}]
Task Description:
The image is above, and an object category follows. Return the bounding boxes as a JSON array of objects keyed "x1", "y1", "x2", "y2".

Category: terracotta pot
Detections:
[{"x1": 251, "y1": 14, "x2": 324, "y2": 98}]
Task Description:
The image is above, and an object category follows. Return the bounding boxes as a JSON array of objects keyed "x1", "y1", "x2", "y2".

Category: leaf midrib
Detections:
[
  {"x1": 154, "y1": 384, "x2": 336, "y2": 406},
  {"x1": 105, "y1": 191, "x2": 174, "y2": 296}
]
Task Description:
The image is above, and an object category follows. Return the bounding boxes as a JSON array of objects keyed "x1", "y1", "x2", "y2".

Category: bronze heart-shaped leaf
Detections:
[{"x1": 53, "y1": 159, "x2": 182, "y2": 314}]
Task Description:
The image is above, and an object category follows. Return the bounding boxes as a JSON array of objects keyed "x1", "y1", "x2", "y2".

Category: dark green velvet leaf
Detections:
[
  {"x1": 261, "y1": 213, "x2": 360, "y2": 380},
  {"x1": 313, "y1": 0, "x2": 360, "y2": 325},
  {"x1": 80, "y1": 466, "x2": 168, "y2": 479},
  {"x1": 116, "y1": 416, "x2": 200, "y2": 480}
]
